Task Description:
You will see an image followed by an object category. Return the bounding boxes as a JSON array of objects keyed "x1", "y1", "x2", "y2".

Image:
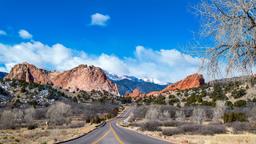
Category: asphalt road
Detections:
[{"x1": 62, "y1": 107, "x2": 171, "y2": 144}]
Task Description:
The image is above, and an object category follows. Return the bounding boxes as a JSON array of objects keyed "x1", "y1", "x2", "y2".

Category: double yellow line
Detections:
[{"x1": 91, "y1": 123, "x2": 124, "y2": 144}]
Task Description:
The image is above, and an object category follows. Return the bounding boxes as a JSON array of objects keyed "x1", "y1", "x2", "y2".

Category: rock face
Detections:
[
  {"x1": 147, "y1": 73, "x2": 205, "y2": 96},
  {"x1": 5, "y1": 63, "x2": 52, "y2": 84},
  {"x1": 5, "y1": 63, "x2": 119, "y2": 95},
  {"x1": 126, "y1": 88, "x2": 143, "y2": 98},
  {"x1": 50, "y1": 65, "x2": 119, "y2": 95},
  {"x1": 162, "y1": 74, "x2": 205, "y2": 92}
]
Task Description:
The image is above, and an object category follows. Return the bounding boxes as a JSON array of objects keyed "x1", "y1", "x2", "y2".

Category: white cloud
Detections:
[
  {"x1": 0, "y1": 41, "x2": 204, "y2": 84},
  {"x1": 91, "y1": 13, "x2": 110, "y2": 26},
  {"x1": 18, "y1": 29, "x2": 33, "y2": 39},
  {"x1": 0, "y1": 30, "x2": 7, "y2": 36}
]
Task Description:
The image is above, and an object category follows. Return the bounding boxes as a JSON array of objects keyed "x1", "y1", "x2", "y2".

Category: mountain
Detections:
[
  {"x1": 0, "y1": 72, "x2": 7, "y2": 79},
  {"x1": 106, "y1": 73, "x2": 167, "y2": 95},
  {"x1": 147, "y1": 73, "x2": 205, "y2": 96},
  {"x1": 5, "y1": 62, "x2": 119, "y2": 95}
]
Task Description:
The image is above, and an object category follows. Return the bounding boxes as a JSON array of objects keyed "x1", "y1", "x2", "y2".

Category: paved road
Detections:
[{"x1": 63, "y1": 107, "x2": 171, "y2": 144}]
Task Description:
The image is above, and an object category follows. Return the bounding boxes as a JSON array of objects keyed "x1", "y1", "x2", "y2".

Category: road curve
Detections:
[{"x1": 62, "y1": 107, "x2": 171, "y2": 144}]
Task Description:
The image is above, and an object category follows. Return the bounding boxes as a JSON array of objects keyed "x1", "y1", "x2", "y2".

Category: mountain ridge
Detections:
[{"x1": 5, "y1": 63, "x2": 119, "y2": 95}]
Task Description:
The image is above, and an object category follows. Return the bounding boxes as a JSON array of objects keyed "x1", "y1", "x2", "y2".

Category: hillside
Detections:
[{"x1": 135, "y1": 75, "x2": 256, "y2": 107}]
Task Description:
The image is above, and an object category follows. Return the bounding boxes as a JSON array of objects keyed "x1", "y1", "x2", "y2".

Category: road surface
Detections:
[{"x1": 62, "y1": 107, "x2": 171, "y2": 144}]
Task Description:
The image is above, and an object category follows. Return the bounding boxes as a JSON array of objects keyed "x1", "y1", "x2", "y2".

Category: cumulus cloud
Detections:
[
  {"x1": 0, "y1": 30, "x2": 7, "y2": 36},
  {"x1": 91, "y1": 13, "x2": 110, "y2": 26},
  {"x1": 0, "y1": 41, "x2": 203, "y2": 84},
  {"x1": 18, "y1": 29, "x2": 33, "y2": 39}
]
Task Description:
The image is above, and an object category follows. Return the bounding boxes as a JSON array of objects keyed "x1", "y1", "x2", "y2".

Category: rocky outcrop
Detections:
[
  {"x1": 50, "y1": 65, "x2": 119, "y2": 95},
  {"x1": 5, "y1": 62, "x2": 52, "y2": 84},
  {"x1": 126, "y1": 88, "x2": 143, "y2": 98},
  {"x1": 5, "y1": 63, "x2": 119, "y2": 95},
  {"x1": 147, "y1": 73, "x2": 205, "y2": 96},
  {"x1": 162, "y1": 74, "x2": 205, "y2": 92}
]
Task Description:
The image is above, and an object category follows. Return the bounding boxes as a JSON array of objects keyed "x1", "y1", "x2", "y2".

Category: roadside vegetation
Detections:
[{"x1": 0, "y1": 78, "x2": 123, "y2": 143}]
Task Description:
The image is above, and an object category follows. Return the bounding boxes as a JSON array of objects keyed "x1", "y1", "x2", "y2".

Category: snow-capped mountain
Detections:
[{"x1": 106, "y1": 73, "x2": 168, "y2": 95}]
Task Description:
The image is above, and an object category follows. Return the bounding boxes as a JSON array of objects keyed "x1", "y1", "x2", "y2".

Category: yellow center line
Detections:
[
  {"x1": 91, "y1": 128, "x2": 111, "y2": 144},
  {"x1": 110, "y1": 123, "x2": 125, "y2": 144}
]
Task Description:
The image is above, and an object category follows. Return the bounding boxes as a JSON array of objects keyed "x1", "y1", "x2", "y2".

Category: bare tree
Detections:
[
  {"x1": 195, "y1": 0, "x2": 256, "y2": 77},
  {"x1": 213, "y1": 101, "x2": 226, "y2": 123},
  {"x1": 46, "y1": 102, "x2": 72, "y2": 125},
  {"x1": 175, "y1": 110, "x2": 186, "y2": 122},
  {"x1": 191, "y1": 107, "x2": 206, "y2": 124}
]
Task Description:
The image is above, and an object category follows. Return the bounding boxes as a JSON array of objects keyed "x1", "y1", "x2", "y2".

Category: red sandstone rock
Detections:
[{"x1": 5, "y1": 63, "x2": 119, "y2": 95}]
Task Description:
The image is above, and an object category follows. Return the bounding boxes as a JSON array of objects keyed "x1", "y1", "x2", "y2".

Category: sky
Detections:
[{"x1": 0, "y1": 0, "x2": 204, "y2": 84}]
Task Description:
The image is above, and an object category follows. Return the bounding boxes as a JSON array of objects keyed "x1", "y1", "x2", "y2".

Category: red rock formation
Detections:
[
  {"x1": 147, "y1": 73, "x2": 205, "y2": 96},
  {"x1": 126, "y1": 88, "x2": 142, "y2": 98},
  {"x1": 50, "y1": 65, "x2": 119, "y2": 95},
  {"x1": 5, "y1": 62, "x2": 52, "y2": 84},
  {"x1": 162, "y1": 74, "x2": 204, "y2": 92},
  {"x1": 5, "y1": 63, "x2": 119, "y2": 95}
]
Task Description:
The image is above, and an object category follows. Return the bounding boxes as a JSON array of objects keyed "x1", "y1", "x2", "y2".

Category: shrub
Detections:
[
  {"x1": 228, "y1": 122, "x2": 252, "y2": 133},
  {"x1": 90, "y1": 115, "x2": 101, "y2": 124},
  {"x1": 162, "y1": 124, "x2": 226, "y2": 136},
  {"x1": 231, "y1": 89, "x2": 246, "y2": 99},
  {"x1": 234, "y1": 100, "x2": 247, "y2": 107},
  {"x1": 162, "y1": 128, "x2": 184, "y2": 136},
  {"x1": 24, "y1": 107, "x2": 35, "y2": 123},
  {"x1": 223, "y1": 112, "x2": 247, "y2": 123},
  {"x1": 153, "y1": 96, "x2": 166, "y2": 105},
  {"x1": 225, "y1": 101, "x2": 233, "y2": 108},
  {"x1": 27, "y1": 124, "x2": 38, "y2": 130},
  {"x1": 133, "y1": 106, "x2": 148, "y2": 120},
  {"x1": 68, "y1": 122, "x2": 85, "y2": 128},
  {"x1": 140, "y1": 121, "x2": 161, "y2": 131},
  {"x1": 198, "y1": 124, "x2": 226, "y2": 135},
  {"x1": 0, "y1": 110, "x2": 16, "y2": 129},
  {"x1": 169, "y1": 98, "x2": 179, "y2": 105},
  {"x1": 210, "y1": 84, "x2": 227, "y2": 101},
  {"x1": 191, "y1": 107, "x2": 207, "y2": 124}
]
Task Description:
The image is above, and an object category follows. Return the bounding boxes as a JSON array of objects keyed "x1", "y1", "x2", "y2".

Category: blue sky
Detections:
[{"x1": 0, "y1": 0, "x2": 203, "y2": 84}]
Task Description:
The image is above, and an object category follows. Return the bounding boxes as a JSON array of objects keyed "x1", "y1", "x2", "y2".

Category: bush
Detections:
[
  {"x1": 225, "y1": 101, "x2": 233, "y2": 108},
  {"x1": 234, "y1": 100, "x2": 247, "y2": 107},
  {"x1": 0, "y1": 110, "x2": 16, "y2": 129},
  {"x1": 24, "y1": 108, "x2": 35, "y2": 123},
  {"x1": 198, "y1": 124, "x2": 226, "y2": 135},
  {"x1": 27, "y1": 124, "x2": 38, "y2": 130},
  {"x1": 132, "y1": 106, "x2": 148, "y2": 120},
  {"x1": 231, "y1": 89, "x2": 246, "y2": 99},
  {"x1": 162, "y1": 124, "x2": 226, "y2": 136},
  {"x1": 227, "y1": 122, "x2": 252, "y2": 133},
  {"x1": 223, "y1": 112, "x2": 247, "y2": 123},
  {"x1": 162, "y1": 128, "x2": 184, "y2": 136},
  {"x1": 140, "y1": 121, "x2": 161, "y2": 131},
  {"x1": 68, "y1": 122, "x2": 85, "y2": 128}
]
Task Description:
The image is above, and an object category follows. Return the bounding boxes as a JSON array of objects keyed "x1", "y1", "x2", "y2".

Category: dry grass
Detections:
[
  {"x1": 0, "y1": 123, "x2": 97, "y2": 144},
  {"x1": 124, "y1": 121, "x2": 256, "y2": 144},
  {"x1": 167, "y1": 134, "x2": 256, "y2": 144}
]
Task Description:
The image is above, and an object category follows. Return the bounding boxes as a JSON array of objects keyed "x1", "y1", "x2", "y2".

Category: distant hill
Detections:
[
  {"x1": 106, "y1": 73, "x2": 167, "y2": 95},
  {"x1": 0, "y1": 72, "x2": 7, "y2": 79}
]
